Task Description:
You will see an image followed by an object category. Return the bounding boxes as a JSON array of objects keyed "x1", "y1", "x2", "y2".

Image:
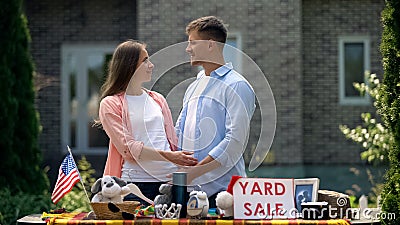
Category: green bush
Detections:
[
  {"x1": 378, "y1": 0, "x2": 400, "y2": 224},
  {"x1": 0, "y1": 0, "x2": 48, "y2": 194},
  {"x1": 340, "y1": 74, "x2": 393, "y2": 166},
  {"x1": 0, "y1": 157, "x2": 96, "y2": 225},
  {"x1": 339, "y1": 74, "x2": 387, "y2": 207},
  {"x1": 341, "y1": 0, "x2": 400, "y2": 222},
  {"x1": 0, "y1": 188, "x2": 52, "y2": 225}
]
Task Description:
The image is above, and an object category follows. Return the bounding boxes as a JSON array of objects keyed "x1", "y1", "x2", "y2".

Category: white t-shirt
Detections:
[
  {"x1": 122, "y1": 91, "x2": 176, "y2": 182},
  {"x1": 182, "y1": 75, "x2": 210, "y2": 152}
]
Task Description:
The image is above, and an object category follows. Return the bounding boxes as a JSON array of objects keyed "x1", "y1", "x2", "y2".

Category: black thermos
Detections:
[{"x1": 172, "y1": 172, "x2": 188, "y2": 218}]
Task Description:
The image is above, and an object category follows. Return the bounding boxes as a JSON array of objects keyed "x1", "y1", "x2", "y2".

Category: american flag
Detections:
[{"x1": 51, "y1": 153, "x2": 80, "y2": 204}]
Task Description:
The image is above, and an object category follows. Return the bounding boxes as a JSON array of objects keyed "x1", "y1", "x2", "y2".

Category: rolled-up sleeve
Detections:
[
  {"x1": 99, "y1": 96, "x2": 143, "y2": 161},
  {"x1": 208, "y1": 81, "x2": 255, "y2": 167}
]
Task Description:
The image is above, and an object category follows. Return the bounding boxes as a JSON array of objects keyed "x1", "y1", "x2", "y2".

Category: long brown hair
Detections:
[
  {"x1": 94, "y1": 40, "x2": 145, "y2": 127},
  {"x1": 100, "y1": 40, "x2": 146, "y2": 100}
]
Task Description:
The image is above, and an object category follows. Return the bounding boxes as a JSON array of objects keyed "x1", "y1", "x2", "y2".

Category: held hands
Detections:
[
  {"x1": 139, "y1": 146, "x2": 198, "y2": 166},
  {"x1": 165, "y1": 151, "x2": 198, "y2": 166}
]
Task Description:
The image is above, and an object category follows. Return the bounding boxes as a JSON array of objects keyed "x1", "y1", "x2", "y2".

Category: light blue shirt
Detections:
[{"x1": 176, "y1": 62, "x2": 256, "y2": 197}]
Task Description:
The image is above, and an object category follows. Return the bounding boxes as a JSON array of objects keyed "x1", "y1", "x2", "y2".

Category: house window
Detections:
[
  {"x1": 338, "y1": 36, "x2": 370, "y2": 105},
  {"x1": 224, "y1": 32, "x2": 242, "y2": 73},
  {"x1": 61, "y1": 44, "x2": 117, "y2": 154}
]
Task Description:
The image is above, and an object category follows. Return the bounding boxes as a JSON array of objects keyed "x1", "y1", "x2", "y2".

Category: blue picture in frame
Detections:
[
  {"x1": 294, "y1": 178, "x2": 319, "y2": 213},
  {"x1": 295, "y1": 184, "x2": 313, "y2": 212}
]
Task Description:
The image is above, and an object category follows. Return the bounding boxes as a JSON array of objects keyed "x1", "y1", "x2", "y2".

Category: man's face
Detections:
[{"x1": 186, "y1": 31, "x2": 209, "y2": 66}]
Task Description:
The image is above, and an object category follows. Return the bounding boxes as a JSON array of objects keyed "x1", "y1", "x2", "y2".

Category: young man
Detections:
[{"x1": 175, "y1": 16, "x2": 256, "y2": 207}]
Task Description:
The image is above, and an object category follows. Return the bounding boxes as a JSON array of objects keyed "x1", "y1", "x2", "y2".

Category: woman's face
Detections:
[{"x1": 133, "y1": 48, "x2": 154, "y2": 84}]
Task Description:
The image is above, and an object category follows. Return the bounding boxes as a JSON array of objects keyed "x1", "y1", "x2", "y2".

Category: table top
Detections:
[
  {"x1": 17, "y1": 214, "x2": 46, "y2": 225},
  {"x1": 18, "y1": 213, "x2": 357, "y2": 225}
]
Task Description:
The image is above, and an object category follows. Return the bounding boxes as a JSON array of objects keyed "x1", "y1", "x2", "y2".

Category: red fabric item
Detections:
[{"x1": 226, "y1": 175, "x2": 242, "y2": 195}]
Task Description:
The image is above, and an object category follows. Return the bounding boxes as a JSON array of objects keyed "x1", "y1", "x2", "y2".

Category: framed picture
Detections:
[{"x1": 294, "y1": 178, "x2": 320, "y2": 212}]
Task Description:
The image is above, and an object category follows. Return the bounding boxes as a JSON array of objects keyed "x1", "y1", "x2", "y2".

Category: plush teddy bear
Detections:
[
  {"x1": 215, "y1": 175, "x2": 242, "y2": 218},
  {"x1": 216, "y1": 191, "x2": 234, "y2": 217},
  {"x1": 91, "y1": 175, "x2": 131, "y2": 203},
  {"x1": 154, "y1": 183, "x2": 172, "y2": 205}
]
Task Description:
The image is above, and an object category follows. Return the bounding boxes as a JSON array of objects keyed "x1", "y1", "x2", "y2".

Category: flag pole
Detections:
[{"x1": 67, "y1": 145, "x2": 92, "y2": 208}]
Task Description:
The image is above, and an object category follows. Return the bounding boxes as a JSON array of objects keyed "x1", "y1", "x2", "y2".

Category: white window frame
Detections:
[
  {"x1": 338, "y1": 36, "x2": 370, "y2": 105},
  {"x1": 61, "y1": 43, "x2": 117, "y2": 154}
]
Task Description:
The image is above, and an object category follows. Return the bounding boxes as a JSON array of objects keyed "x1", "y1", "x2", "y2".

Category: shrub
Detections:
[
  {"x1": 0, "y1": 0, "x2": 48, "y2": 194},
  {"x1": 0, "y1": 188, "x2": 52, "y2": 225},
  {"x1": 378, "y1": 0, "x2": 400, "y2": 224},
  {"x1": 340, "y1": 74, "x2": 392, "y2": 166}
]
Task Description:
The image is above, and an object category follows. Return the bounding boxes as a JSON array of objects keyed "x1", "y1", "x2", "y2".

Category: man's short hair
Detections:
[{"x1": 186, "y1": 16, "x2": 227, "y2": 43}]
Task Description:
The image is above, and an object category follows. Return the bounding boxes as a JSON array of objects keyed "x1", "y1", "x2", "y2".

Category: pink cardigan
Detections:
[{"x1": 99, "y1": 90, "x2": 178, "y2": 178}]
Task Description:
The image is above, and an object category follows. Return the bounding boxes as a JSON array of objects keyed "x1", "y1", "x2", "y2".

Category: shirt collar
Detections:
[
  {"x1": 196, "y1": 62, "x2": 233, "y2": 79},
  {"x1": 212, "y1": 62, "x2": 233, "y2": 77}
]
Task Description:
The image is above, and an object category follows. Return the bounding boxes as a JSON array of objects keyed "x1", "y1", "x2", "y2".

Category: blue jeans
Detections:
[
  {"x1": 208, "y1": 192, "x2": 218, "y2": 208},
  {"x1": 123, "y1": 182, "x2": 163, "y2": 206}
]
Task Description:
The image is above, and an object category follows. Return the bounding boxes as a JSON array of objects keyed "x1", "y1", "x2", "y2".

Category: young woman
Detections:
[{"x1": 96, "y1": 40, "x2": 197, "y2": 205}]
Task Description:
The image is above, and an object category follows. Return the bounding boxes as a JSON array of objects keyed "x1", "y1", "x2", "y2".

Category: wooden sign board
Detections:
[{"x1": 233, "y1": 178, "x2": 296, "y2": 219}]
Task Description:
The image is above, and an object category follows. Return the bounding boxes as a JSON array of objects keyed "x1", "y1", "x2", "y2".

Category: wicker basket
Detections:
[
  {"x1": 91, "y1": 201, "x2": 140, "y2": 220},
  {"x1": 317, "y1": 190, "x2": 352, "y2": 219}
]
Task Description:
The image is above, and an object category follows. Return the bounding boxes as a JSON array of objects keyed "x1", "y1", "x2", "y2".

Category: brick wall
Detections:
[
  {"x1": 302, "y1": 0, "x2": 384, "y2": 163},
  {"x1": 137, "y1": 0, "x2": 304, "y2": 165},
  {"x1": 25, "y1": 0, "x2": 137, "y2": 183}
]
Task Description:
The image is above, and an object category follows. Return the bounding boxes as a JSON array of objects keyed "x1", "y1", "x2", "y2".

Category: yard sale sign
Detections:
[{"x1": 233, "y1": 178, "x2": 296, "y2": 219}]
